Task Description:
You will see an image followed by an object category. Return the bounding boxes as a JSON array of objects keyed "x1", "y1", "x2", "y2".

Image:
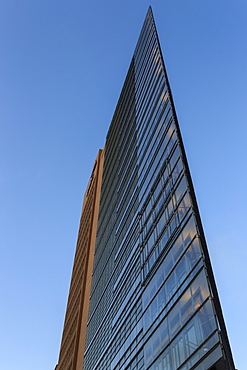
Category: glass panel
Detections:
[
  {"x1": 176, "y1": 255, "x2": 188, "y2": 285},
  {"x1": 153, "y1": 330, "x2": 161, "y2": 356},
  {"x1": 156, "y1": 194, "x2": 164, "y2": 214},
  {"x1": 162, "y1": 166, "x2": 169, "y2": 184},
  {"x1": 166, "y1": 271, "x2": 176, "y2": 301},
  {"x1": 198, "y1": 300, "x2": 217, "y2": 340},
  {"x1": 163, "y1": 251, "x2": 173, "y2": 277},
  {"x1": 160, "y1": 317, "x2": 169, "y2": 348},
  {"x1": 157, "y1": 213, "x2": 165, "y2": 235},
  {"x1": 146, "y1": 215, "x2": 153, "y2": 233},
  {"x1": 169, "y1": 145, "x2": 180, "y2": 171},
  {"x1": 156, "y1": 266, "x2": 164, "y2": 289},
  {"x1": 175, "y1": 175, "x2": 187, "y2": 203},
  {"x1": 164, "y1": 178, "x2": 172, "y2": 195},
  {"x1": 154, "y1": 361, "x2": 163, "y2": 370},
  {"x1": 162, "y1": 352, "x2": 171, "y2": 370},
  {"x1": 149, "y1": 249, "x2": 156, "y2": 269},
  {"x1": 142, "y1": 288, "x2": 149, "y2": 309},
  {"x1": 172, "y1": 234, "x2": 184, "y2": 262},
  {"x1": 184, "y1": 321, "x2": 197, "y2": 356},
  {"x1": 157, "y1": 287, "x2": 166, "y2": 312},
  {"x1": 169, "y1": 303, "x2": 180, "y2": 337},
  {"x1": 150, "y1": 298, "x2": 158, "y2": 322},
  {"x1": 172, "y1": 334, "x2": 185, "y2": 368},
  {"x1": 172, "y1": 157, "x2": 183, "y2": 182},
  {"x1": 149, "y1": 276, "x2": 157, "y2": 300},
  {"x1": 191, "y1": 345, "x2": 222, "y2": 370},
  {"x1": 147, "y1": 232, "x2": 155, "y2": 254},
  {"x1": 143, "y1": 309, "x2": 151, "y2": 332},
  {"x1": 180, "y1": 289, "x2": 193, "y2": 325},
  {"x1": 186, "y1": 238, "x2": 202, "y2": 267},
  {"x1": 183, "y1": 217, "x2": 197, "y2": 248},
  {"x1": 169, "y1": 213, "x2": 178, "y2": 234},
  {"x1": 178, "y1": 192, "x2": 191, "y2": 221},
  {"x1": 154, "y1": 180, "x2": 162, "y2": 200},
  {"x1": 191, "y1": 271, "x2": 210, "y2": 310},
  {"x1": 146, "y1": 197, "x2": 153, "y2": 216},
  {"x1": 144, "y1": 339, "x2": 152, "y2": 365},
  {"x1": 167, "y1": 198, "x2": 174, "y2": 218}
]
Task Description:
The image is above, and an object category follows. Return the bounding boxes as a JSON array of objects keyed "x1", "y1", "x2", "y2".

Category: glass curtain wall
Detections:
[{"x1": 84, "y1": 7, "x2": 235, "y2": 370}]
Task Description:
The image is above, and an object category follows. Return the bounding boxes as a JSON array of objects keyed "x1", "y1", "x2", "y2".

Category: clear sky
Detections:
[{"x1": 0, "y1": 1, "x2": 246, "y2": 369}]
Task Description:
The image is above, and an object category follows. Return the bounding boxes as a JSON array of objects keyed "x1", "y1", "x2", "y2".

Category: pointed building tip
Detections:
[{"x1": 146, "y1": 6, "x2": 154, "y2": 21}]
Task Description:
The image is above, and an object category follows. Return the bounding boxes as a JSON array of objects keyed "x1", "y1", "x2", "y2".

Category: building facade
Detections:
[
  {"x1": 56, "y1": 7, "x2": 235, "y2": 370},
  {"x1": 56, "y1": 150, "x2": 104, "y2": 370}
]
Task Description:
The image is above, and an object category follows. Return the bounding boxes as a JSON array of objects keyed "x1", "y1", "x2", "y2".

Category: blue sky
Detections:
[{"x1": 0, "y1": 1, "x2": 246, "y2": 369}]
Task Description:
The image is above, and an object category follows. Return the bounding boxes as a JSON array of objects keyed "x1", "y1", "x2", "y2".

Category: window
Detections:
[
  {"x1": 169, "y1": 303, "x2": 180, "y2": 337},
  {"x1": 184, "y1": 322, "x2": 197, "y2": 356},
  {"x1": 176, "y1": 256, "x2": 188, "y2": 285},
  {"x1": 160, "y1": 318, "x2": 169, "y2": 348},
  {"x1": 191, "y1": 271, "x2": 210, "y2": 311},
  {"x1": 172, "y1": 334, "x2": 185, "y2": 368},
  {"x1": 147, "y1": 232, "x2": 155, "y2": 254},
  {"x1": 180, "y1": 289, "x2": 193, "y2": 325}
]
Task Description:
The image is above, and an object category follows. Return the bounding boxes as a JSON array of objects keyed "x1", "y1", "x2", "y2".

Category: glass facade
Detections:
[{"x1": 76, "y1": 7, "x2": 235, "y2": 370}]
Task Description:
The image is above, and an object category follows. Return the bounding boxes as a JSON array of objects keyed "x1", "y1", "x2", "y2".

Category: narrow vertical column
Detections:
[{"x1": 56, "y1": 149, "x2": 104, "y2": 370}]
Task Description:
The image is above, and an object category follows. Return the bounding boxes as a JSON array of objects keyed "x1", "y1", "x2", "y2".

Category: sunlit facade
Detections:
[
  {"x1": 56, "y1": 150, "x2": 104, "y2": 370},
  {"x1": 56, "y1": 7, "x2": 235, "y2": 370}
]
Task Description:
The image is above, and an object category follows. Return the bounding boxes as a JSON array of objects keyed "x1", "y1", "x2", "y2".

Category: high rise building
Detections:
[
  {"x1": 56, "y1": 7, "x2": 235, "y2": 370},
  {"x1": 56, "y1": 150, "x2": 104, "y2": 370}
]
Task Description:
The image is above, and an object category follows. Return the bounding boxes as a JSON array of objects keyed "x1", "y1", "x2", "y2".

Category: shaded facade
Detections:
[{"x1": 56, "y1": 7, "x2": 235, "y2": 370}]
